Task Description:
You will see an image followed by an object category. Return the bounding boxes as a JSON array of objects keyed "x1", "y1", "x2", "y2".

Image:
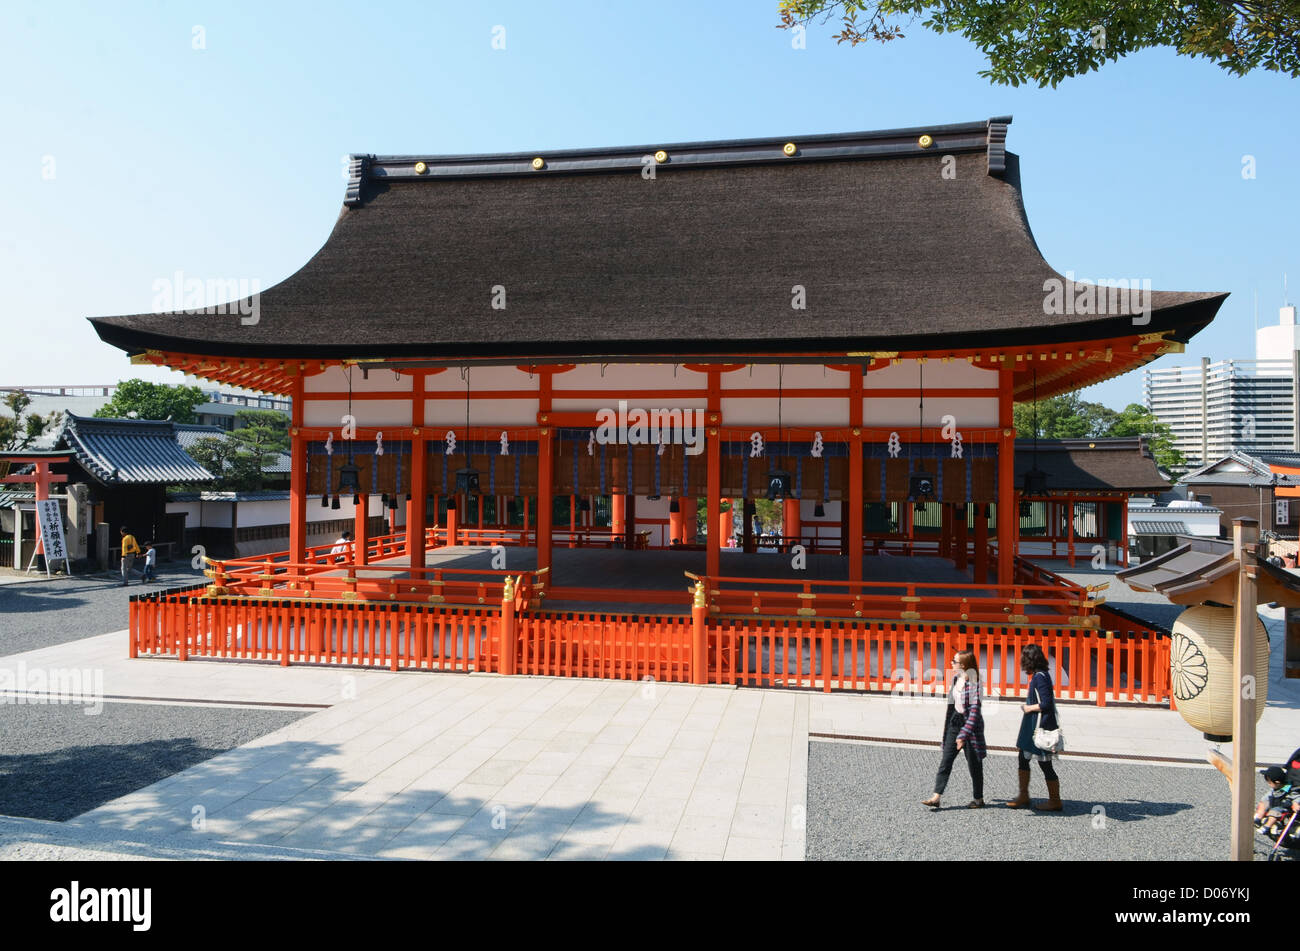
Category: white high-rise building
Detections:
[{"x1": 1145, "y1": 305, "x2": 1299, "y2": 471}]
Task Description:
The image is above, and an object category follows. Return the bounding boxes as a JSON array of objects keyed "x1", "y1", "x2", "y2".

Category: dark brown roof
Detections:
[
  {"x1": 1014, "y1": 437, "x2": 1169, "y2": 493},
  {"x1": 53, "y1": 414, "x2": 215, "y2": 486},
  {"x1": 89, "y1": 117, "x2": 1225, "y2": 363},
  {"x1": 1116, "y1": 537, "x2": 1236, "y2": 596}
]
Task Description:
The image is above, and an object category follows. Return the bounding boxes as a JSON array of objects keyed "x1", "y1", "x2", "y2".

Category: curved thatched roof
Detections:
[{"x1": 89, "y1": 117, "x2": 1224, "y2": 363}]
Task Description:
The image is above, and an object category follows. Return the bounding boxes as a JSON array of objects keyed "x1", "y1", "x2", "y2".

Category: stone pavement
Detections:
[
  {"x1": 0, "y1": 601, "x2": 1296, "y2": 860},
  {"x1": 2, "y1": 633, "x2": 807, "y2": 860}
]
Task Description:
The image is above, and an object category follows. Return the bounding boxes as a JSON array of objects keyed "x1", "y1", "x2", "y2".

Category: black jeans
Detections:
[
  {"x1": 1018, "y1": 750, "x2": 1058, "y2": 782},
  {"x1": 934, "y1": 705, "x2": 983, "y2": 798}
]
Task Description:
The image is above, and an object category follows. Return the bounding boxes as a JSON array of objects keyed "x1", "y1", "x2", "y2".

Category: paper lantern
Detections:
[{"x1": 1169, "y1": 604, "x2": 1270, "y2": 741}]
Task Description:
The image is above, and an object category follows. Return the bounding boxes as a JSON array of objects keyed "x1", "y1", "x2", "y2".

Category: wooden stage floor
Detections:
[{"x1": 351, "y1": 546, "x2": 981, "y2": 616}]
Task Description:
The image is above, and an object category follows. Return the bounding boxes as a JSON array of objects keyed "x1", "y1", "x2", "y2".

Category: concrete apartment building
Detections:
[
  {"x1": 1145, "y1": 305, "x2": 1300, "y2": 470},
  {"x1": 0, "y1": 377, "x2": 289, "y2": 436}
]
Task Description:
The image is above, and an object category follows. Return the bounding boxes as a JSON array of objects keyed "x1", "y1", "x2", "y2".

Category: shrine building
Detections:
[{"x1": 87, "y1": 117, "x2": 1225, "y2": 702}]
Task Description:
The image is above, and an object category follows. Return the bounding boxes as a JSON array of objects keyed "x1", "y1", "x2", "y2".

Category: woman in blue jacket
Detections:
[{"x1": 1007, "y1": 643, "x2": 1062, "y2": 811}]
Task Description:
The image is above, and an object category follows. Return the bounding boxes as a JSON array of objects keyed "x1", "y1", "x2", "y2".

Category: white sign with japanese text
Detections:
[{"x1": 36, "y1": 498, "x2": 70, "y2": 570}]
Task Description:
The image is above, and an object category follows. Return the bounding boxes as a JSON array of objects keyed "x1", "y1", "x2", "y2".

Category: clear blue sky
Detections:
[{"x1": 1, "y1": 0, "x2": 1296, "y2": 410}]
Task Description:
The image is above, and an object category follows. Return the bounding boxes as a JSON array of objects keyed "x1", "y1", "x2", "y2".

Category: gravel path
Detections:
[
  {"x1": 0, "y1": 565, "x2": 205, "y2": 656},
  {"x1": 0, "y1": 701, "x2": 307, "y2": 821},
  {"x1": 806, "y1": 741, "x2": 1290, "y2": 861}
]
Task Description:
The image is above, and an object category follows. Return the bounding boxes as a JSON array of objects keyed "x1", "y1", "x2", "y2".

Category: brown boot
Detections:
[
  {"x1": 1006, "y1": 770, "x2": 1031, "y2": 808},
  {"x1": 1034, "y1": 779, "x2": 1063, "y2": 811}
]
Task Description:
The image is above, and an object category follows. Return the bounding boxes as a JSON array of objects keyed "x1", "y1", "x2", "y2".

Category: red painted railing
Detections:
[
  {"x1": 130, "y1": 596, "x2": 1168, "y2": 708},
  {"x1": 704, "y1": 616, "x2": 1169, "y2": 704},
  {"x1": 686, "y1": 570, "x2": 1103, "y2": 626},
  {"x1": 203, "y1": 555, "x2": 547, "y2": 608},
  {"x1": 129, "y1": 558, "x2": 1166, "y2": 705}
]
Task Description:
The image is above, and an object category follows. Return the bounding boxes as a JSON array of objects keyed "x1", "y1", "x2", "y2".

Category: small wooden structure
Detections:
[{"x1": 1119, "y1": 517, "x2": 1300, "y2": 860}]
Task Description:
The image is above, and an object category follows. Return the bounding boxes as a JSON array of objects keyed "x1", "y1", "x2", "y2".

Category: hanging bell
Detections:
[
  {"x1": 352, "y1": 492, "x2": 361, "y2": 506},
  {"x1": 337, "y1": 463, "x2": 362, "y2": 494},
  {"x1": 388, "y1": 494, "x2": 398, "y2": 511},
  {"x1": 331, "y1": 494, "x2": 341, "y2": 510},
  {"x1": 1022, "y1": 468, "x2": 1049, "y2": 498},
  {"x1": 813, "y1": 501, "x2": 826, "y2": 518},
  {"x1": 455, "y1": 467, "x2": 481, "y2": 494},
  {"x1": 321, "y1": 493, "x2": 329, "y2": 508},
  {"x1": 668, "y1": 498, "x2": 680, "y2": 513},
  {"x1": 766, "y1": 469, "x2": 793, "y2": 501},
  {"x1": 908, "y1": 470, "x2": 936, "y2": 502}
]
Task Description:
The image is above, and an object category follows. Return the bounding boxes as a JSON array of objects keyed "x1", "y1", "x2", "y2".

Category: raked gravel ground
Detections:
[
  {"x1": 0, "y1": 701, "x2": 308, "y2": 820},
  {"x1": 0, "y1": 566, "x2": 205, "y2": 656},
  {"x1": 805, "y1": 741, "x2": 1291, "y2": 861}
]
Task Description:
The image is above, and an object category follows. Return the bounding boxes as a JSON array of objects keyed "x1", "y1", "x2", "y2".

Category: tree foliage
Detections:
[
  {"x1": 1014, "y1": 395, "x2": 1185, "y2": 470},
  {"x1": 183, "y1": 409, "x2": 289, "y2": 492},
  {"x1": 0, "y1": 392, "x2": 59, "y2": 451},
  {"x1": 94, "y1": 379, "x2": 207, "y2": 424},
  {"x1": 778, "y1": 0, "x2": 1300, "y2": 86}
]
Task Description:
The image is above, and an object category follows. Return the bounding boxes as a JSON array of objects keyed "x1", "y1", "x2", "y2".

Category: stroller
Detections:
[{"x1": 1260, "y1": 746, "x2": 1300, "y2": 860}]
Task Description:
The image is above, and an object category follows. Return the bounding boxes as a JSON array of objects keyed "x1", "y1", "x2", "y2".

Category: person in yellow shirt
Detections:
[{"x1": 119, "y1": 526, "x2": 141, "y2": 586}]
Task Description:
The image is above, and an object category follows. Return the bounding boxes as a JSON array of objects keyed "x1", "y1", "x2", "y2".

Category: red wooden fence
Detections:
[{"x1": 130, "y1": 579, "x2": 1170, "y2": 705}]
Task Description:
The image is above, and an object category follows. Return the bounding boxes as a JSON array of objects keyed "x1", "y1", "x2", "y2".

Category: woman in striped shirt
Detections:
[{"x1": 922, "y1": 649, "x2": 987, "y2": 809}]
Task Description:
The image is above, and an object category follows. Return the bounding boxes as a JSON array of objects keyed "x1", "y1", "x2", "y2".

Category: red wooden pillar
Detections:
[
  {"x1": 783, "y1": 498, "x2": 801, "y2": 550},
  {"x1": 446, "y1": 502, "x2": 458, "y2": 547},
  {"x1": 537, "y1": 428, "x2": 554, "y2": 578},
  {"x1": 691, "y1": 581, "x2": 708, "y2": 685},
  {"x1": 668, "y1": 498, "x2": 683, "y2": 546},
  {"x1": 719, "y1": 498, "x2": 734, "y2": 553},
  {"x1": 973, "y1": 504, "x2": 988, "y2": 583},
  {"x1": 1121, "y1": 496, "x2": 1129, "y2": 566},
  {"x1": 409, "y1": 373, "x2": 427, "y2": 576},
  {"x1": 289, "y1": 376, "x2": 306, "y2": 564},
  {"x1": 939, "y1": 504, "x2": 951, "y2": 559},
  {"x1": 848, "y1": 366, "x2": 864, "y2": 583},
  {"x1": 706, "y1": 379, "x2": 722, "y2": 576},
  {"x1": 954, "y1": 504, "x2": 968, "y2": 570},
  {"x1": 624, "y1": 493, "x2": 637, "y2": 549},
  {"x1": 500, "y1": 578, "x2": 517, "y2": 676},
  {"x1": 477, "y1": 494, "x2": 484, "y2": 530},
  {"x1": 354, "y1": 494, "x2": 368, "y2": 566},
  {"x1": 569, "y1": 493, "x2": 578, "y2": 547},
  {"x1": 1066, "y1": 493, "x2": 1076, "y2": 568},
  {"x1": 611, "y1": 493, "x2": 626, "y2": 536},
  {"x1": 997, "y1": 367, "x2": 1016, "y2": 586}
]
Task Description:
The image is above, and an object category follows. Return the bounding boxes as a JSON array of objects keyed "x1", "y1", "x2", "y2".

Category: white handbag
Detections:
[{"x1": 1033, "y1": 705, "x2": 1064, "y2": 754}]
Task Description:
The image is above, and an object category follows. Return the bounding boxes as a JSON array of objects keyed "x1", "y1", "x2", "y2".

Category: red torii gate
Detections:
[{"x1": 1, "y1": 451, "x2": 71, "y2": 566}]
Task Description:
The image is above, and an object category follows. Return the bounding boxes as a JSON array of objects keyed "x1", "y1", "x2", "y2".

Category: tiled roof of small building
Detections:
[
  {"x1": 1013, "y1": 437, "x2": 1169, "y2": 493},
  {"x1": 54, "y1": 414, "x2": 214, "y2": 485}
]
